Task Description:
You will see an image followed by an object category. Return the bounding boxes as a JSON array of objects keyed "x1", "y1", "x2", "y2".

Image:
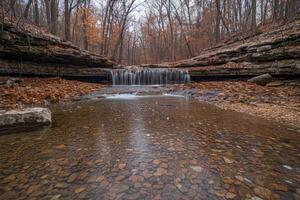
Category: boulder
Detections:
[
  {"x1": 0, "y1": 108, "x2": 51, "y2": 134},
  {"x1": 248, "y1": 73, "x2": 273, "y2": 86}
]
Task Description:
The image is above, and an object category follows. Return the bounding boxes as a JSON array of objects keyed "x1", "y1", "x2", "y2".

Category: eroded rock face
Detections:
[
  {"x1": 0, "y1": 108, "x2": 51, "y2": 134},
  {"x1": 142, "y1": 19, "x2": 300, "y2": 78},
  {"x1": 0, "y1": 20, "x2": 115, "y2": 79}
]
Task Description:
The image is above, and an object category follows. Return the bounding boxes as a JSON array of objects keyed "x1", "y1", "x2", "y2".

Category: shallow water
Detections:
[{"x1": 0, "y1": 94, "x2": 299, "y2": 200}]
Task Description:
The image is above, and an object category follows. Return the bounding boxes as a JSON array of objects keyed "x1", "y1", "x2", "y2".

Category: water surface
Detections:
[{"x1": 0, "y1": 95, "x2": 299, "y2": 199}]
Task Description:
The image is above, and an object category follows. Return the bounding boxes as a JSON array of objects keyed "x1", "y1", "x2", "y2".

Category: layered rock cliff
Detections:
[
  {"x1": 142, "y1": 19, "x2": 300, "y2": 78},
  {"x1": 1, "y1": 18, "x2": 300, "y2": 81},
  {"x1": 0, "y1": 20, "x2": 114, "y2": 80}
]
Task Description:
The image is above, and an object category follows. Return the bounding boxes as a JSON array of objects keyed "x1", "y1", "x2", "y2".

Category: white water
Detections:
[{"x1": 110, "y1": 68, "x2": 190, "y2": 85}]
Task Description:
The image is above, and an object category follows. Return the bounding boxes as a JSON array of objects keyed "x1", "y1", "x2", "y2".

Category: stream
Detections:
[{"x1": 0, "y1": 87, "x2": 299, "y2": 200}]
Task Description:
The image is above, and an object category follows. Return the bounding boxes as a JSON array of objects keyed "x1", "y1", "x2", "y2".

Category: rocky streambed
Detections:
[
  {"x1": 0, "y1": 90, "x2": 299, "y2": 200},
  {"x1": 82, "y1": 81, "x2": 300, "y2": 129}
]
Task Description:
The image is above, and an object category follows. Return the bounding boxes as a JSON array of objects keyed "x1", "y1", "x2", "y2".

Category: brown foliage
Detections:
[{"x1": 0, "y1": 77, "x2": 106, "y2": 109}]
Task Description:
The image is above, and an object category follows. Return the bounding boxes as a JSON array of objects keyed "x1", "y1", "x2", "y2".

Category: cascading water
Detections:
[{"x1": 110, "y1": 68, "x2": 190, "y2": 85}]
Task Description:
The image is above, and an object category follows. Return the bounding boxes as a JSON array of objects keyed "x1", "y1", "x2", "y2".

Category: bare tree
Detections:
[{"x1": 111, "y1": 0, "x2": 137, "y2": 60}]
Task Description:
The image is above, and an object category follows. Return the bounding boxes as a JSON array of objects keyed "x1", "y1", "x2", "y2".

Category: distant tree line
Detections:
[{"x1": 1, "y1": 0, "x2": 299, "y2": 65}]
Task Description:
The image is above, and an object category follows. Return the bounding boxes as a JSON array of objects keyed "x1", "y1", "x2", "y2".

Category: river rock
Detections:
[
  {"x1": 0, "y1": 107, "x2": 51, "y2": 134},
  {"x1": 248, "y1": 74, "x2": 273, "y2": 86},
  {"x1": 254, "y1": 186, "x2": 272, "y2": 199}
]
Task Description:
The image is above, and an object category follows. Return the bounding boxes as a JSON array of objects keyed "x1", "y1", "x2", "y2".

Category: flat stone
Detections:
[
  {"x1": 95, "y1": 175, "x2": 105, "y2": 182},
  {"x1": 254, "y1": 186, "x2": 272, "y2": 199},
  {"x1": 126, "y1": 193, "x2": 140, "y2": 200},
  {"x1": 55, "y1": 183, "x2": 68, "y2": 189},
  {"x1": 153, "y1": 159, "x2": 161, "y2": 165},
  {"x1": 190, "y1": 166, "x2": 202, "y2": 173},
  {"x1": 0, "y1": 107, "x2": 51, "y2": 134},
  {"x1": 118, "y1": 163, "x2": 126, "y2": 169},
  {"x1": 115, "y1": 175, "x2": 126, "y2": 181},
  {"x1": 215, "y1": 191, "x2": 227, "y2": 197},
  {"x1": 226, "y1": 192, "x2": 237, "y2": 199},
  {"x1": 223, "y1": 157, "x2": 234, "y2": 164},
  {"x1": 27, "y1": 185, "x2": 41, "y2": 194},
  {"x1": 143, "y1": 182, "x2": 152, "y2": 188},
  {"x1": 75, "y1": 187, "x2": 86, "y2": 194},
  {"x1": 129, "y1": 175, "x2": 144, "y2": 182},
  {"x1": 142, "y1": 170, "x2": 152, "y2": 179},
  {"x1": 160, "y1": 163, "x2": 168, "y2": 168},
  {"x1": 50, "y1": 195, "x2": 61, "y2": 200},
  {"x1": 67, "y1": 173, "x2": 78, "y2": 183},
  {"x1": 110, "y1": 184, "x2": 129, "y2": 194},
  {"x1": 235, "y1": 176, "x2": 244, "y2": 182},
  {"x1": 224, "y1": 177, "x2": 234, "y2": 184},
  {"x1": 154, "y1": 168, "x2": 167, "y2": 177},
  {"x1": 271, "y1": 183, "x2": 288, "y2": 192},
  {"x1": 250, "y1": 197, "x2": 264, "y2": 200}
]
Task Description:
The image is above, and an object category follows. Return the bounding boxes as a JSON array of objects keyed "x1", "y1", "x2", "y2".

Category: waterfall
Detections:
[{"x1": 110, "y1": 68, "x2": 190, "y2": 85}]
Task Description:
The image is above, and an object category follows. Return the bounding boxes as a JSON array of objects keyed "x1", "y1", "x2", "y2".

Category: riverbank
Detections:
[
  {"x1": 1, "y1": 77, "x2": 299, "y2": 129},
  {"x1": 0, "y1": 77, "x2": 107, "y2": 110},
  {"x1": 170, "y1": 81, "x2": 300, "y2": 128}
]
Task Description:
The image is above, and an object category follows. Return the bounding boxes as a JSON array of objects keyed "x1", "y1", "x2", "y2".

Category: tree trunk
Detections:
[
  {"x1": 50, "y1": 0, "x2": 58, "y2": 35},
  {"x1": 82, "y1": 0, "x2": 89, "y2": 50},
  {"x1": 111, "y1": 0, "x2": 136, "y2": 60},
  {"x1": 215, "y1": 0, "x2": 221, "y2": 44},
  {"x1": 44, "y1": 0, "x2": 51, "y2": 29},
  {"x1": 23, "y1": 0, "x2": 33, "y2": 19},
  {"x1": 9, "y1": 0, "x2": 16, "y2": 17},
  {"x1": 285, "y1": 0, "x2": 297, "y2": 21},
  {"x1": 273, "y1": 0, "x2": 279, "y2": 21},
  {"x1": 34, "y1": 0, "x2": 40, "y2": 26},
  {"x1": 251, "y1": 0, "x2": 257, "y2": 33},
  {"x1": 64, "y1": 0, "x2": 71, "y2": 41}
]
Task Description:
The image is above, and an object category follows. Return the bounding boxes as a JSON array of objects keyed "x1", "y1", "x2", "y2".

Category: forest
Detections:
[
  {"x1": 1, "y1": 0, "x2": 299, "y2": 65},
  {"x1": 0, "y1": 1, "x2": 300, "y2": 200}
]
